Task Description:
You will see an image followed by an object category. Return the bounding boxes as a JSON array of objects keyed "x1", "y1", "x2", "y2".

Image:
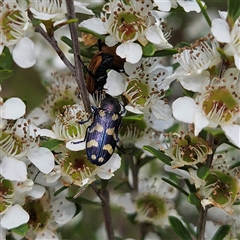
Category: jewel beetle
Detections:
[{"x1": 74, "y1": 97, "x2": 125, "y2": 166}]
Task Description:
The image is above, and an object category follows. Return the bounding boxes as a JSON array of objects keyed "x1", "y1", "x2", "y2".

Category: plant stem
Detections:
[
  {"x1": 197, "y1": 133, "x2": 216, "y2": 239},
  {"x1": 101, "y1": 180, "x2": 114, "y2": 240},
  {"x1": 128, "y1": 154, "x2": 138, "y2": 192},
  {"x1": 196, "y1": 0, "x2": 212, "y2": 27},
  {"x1": 91, "y1": 181, "x2": 114, "y2": 240},
  {"x1": 197, "y1": 205, "x2": 209, "y2": 240},
  {"x1": 65, "y1": 0, "x2": 92, "y2": 114},
  {"x1": 28, "y1": 11, "x2": 75, "y2": 74}
]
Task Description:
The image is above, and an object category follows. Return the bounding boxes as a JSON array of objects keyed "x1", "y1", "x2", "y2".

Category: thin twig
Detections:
[
  {"x1": 28, "y1": 11, "x2": 75, "y2": 74},
  {"x1": 197, "y1": 205, "x2": 209, "y2": 240},
  {"x1": 101, "y1": 180, "x2": 114, "y2": 240},
  {"x1": 65, "y1": 0, "x2": 91, "y2": 114},
  {"x1": 197, "y1": 133, "x2": 215, "y2": 240},
  {"x1": 91, "y1": 181, "x2": 114, "y2": 240}
]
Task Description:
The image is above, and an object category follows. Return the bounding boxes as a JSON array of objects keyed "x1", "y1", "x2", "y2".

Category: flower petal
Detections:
[
  {"x1": 27, "y1": 147, "x2": 54, "y2": 174},
  {"x1": 78, "y1": 18, "x2": 107, "y2": 34},
  {"x1": 177, "y1": 0, "x2": 201, "y2": 12},
  {"x1": 1, "y1": 204, "x2": 29, "y2": 229},
  {"x1": 0, "y1": 157, "x2": 27, "y2": 181},
  {"x1": 211, "y1": 19, "x2": 231, "y2": 43},
  {"x1": 13, "y1": 37, "x2": 36, "y2": 68},
  {"x1": 27, "y1": 184, "x2": 46, "y2": 199},
  {"x1": 154, "y1": 0, "x2": 172, "y2": 11},
  {"x1": 66, "y1": 139, "x2": 85, "y2": 151},
  {"x1": 178, "y1": 71, "x2": 210, "y2": 92},
  {"x1": 194, "y1": 111, "x2": 209, "y2": 136},
  {"x1": 28, "y1": 107, "x2": 49, "y2": 126},
  {"x1": 36, "y1": 230, "x2": 59, "y2": 240},
  {"x1": 96, "y1": 153, "x2": 121, "y2": 179},
  {"x1": 116, "y1": 43, "x2": 142, "y2": 64},
  {"x1": 52, "y1": 198, "x2": 76, "y2": 225},
  {"x1": 1, "y1": 98, "x2": 26, "y2": 119},
  {"x1": 104, "y1": 70, "x2": 125, "y2": 96},
  {"x1": 172, "y1": 97, "x2": 197, "y2": 123},
  {"x1": 74, "y1": 2, "x2": 94, "y2": 15},
  {"x1": 221, "y1": 124, "x2": 240, "y2": 148}
]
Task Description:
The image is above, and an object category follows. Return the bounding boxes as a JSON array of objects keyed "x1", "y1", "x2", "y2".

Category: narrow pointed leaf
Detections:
[
  {"x1": 11, "y1": 223, "x2": 28, "y2": 236},
  {"x1": 143, "y1": 145, "x2": 172, "y2": 165},
  {"x1": 169, "y1": 216, "x2": 193, "y2": 240},
  {"x1": 211, "y1": 225, "x2": 231, "y2": 240},
  {"x1": 228, "y1": 0, "x2": 240, "y2": 25}
]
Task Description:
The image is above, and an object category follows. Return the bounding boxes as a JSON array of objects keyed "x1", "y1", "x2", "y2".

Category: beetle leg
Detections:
[
  {"x1": 116, "y1": 145, "x2": 125, "y2": 154},
  {"x1": 71, "y1": 127, "x2": 89, "y2": 144}
]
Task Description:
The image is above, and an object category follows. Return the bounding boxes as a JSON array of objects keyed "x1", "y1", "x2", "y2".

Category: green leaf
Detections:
[
  {"x1": 169, "y1": 216, "x2": 193, "y2": 240},
  {"x1": 11, "y1": 223, "x2": 28, "y2": 236},
  {"x1": 137, "y1": 155, "x2": 157, "y2": 168},
  {"x1": 211, "y1": 225, "x2": 231, "y2": 240},
  {"x1": 228, "y1": 0, "x2": 240, "y2": 26},
  {"x1": 67, "y1": 196, "x2": 101, "y2": 206},
  {"x1": 175, "y1": 42, "x2": 191, "y2": 48},
  {"x1": 162, "y1": 177, "x2": 189, "y2": 196},
  {"x1": 54, "y1": 186, "x2": 69, "y2": 196},
  {"x1": 78, "y1": 27, "x2": 106, "y2": 41},
  {"x1": 61, "y1": 36, "x2": 73, "y2": 49},
  {"x1": 123, "y1": 114, "x2": 144, "y2": 121},
  {"x1": 142, "y1": 42, "x2": 155, "y2": 56},
  {"x1": 143, "y1": 145, "x2": 172, "y2": 165},
  {"x1": 0, "y1": 46, "x2": 13, "y2": 69},
  {"x1": 152, "y1": 48, "x2": 178, "y2": 57},
  {"x1": 203, "y1": 128, "x2": 239, "y2": 149},
  {"x1": 233, "y1": 200, "x2": 240, "y2": 205},
  {"x1": 165, "y1": 122, "x2": 180, "y2": 133},
  {"x1": 229, "y1": 160, "x2": 240, "y2": 169},
  {"x1": 32, "y1": 18, "x2": 42, "y2": 27},
  {"x1": 40, "y1": 139, "x2": 64, "y2": 151},
  {"x1": 197, "y1": 165, "x2": 209, "y2": 179},
  {"x1": 188, "y1": 193, "x2": 201, "y2": 207},
  {"x1": 0, "y1": 69, "x2": 14, "y2": 81},
  {"x1": 113, "y1": 179, "x2": 129, "y2": 191}
]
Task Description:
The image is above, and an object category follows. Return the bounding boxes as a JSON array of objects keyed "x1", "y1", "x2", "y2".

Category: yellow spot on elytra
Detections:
[
  {"x1": 106, "y1": 127, "x2": 115, "y2": 135},
  {"x1": 91, "y1": 155, "x2": 96, "y2": 160},
  {"x1": 90, "y1": 123, "x2": 104, "y2": 133},
  {"x1": 112, "y1": 114, "x2": 118, "y2": 121},
  {"x1": 99, "y1": 110, "x2": 106, "y2": 117},
  {"x1": 103, "y1": 144, "x2": 113, "y2": 154},
  {"x1": 87, "y1": 140, "x2": 98, "y2": 148},
  {"x1": 98, "y1": 157, "x2": 104, "y2": 162}
]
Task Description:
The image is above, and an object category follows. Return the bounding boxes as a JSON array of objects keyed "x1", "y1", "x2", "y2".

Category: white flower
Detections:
[
  {"x1": 52, "y1": 103, "x2": 89, "y2": 148},
  {"x1": 211, "y1": 14, "x2": 240, "y2": 70},
  {"x1": 166, "y1": 36, "x2": 221, "y2": 92},
  {"x1": 0, "y1": 1, "x2": 36, "y2": 68},
  {"x1": 29, "y1": 0, "x2": 93, "y2": 21},
  {"x1": 56, "y1": 145, "x2": 121, "y2": 189},
  {"x1": 0, "y1": 97, "x2": 26, "y2": 128},
  {"x1": 164, "y1": 132, "x2": 212, "y2": 168},
  {"x1": 20, "y1": 191, "x2": 76, "y2": 240},
  {"x1": 189, "y1": 152, "x2": 240, "y2": 214},
  {"x1": 1, "y1": 204, "x2": 29, "y2": 229},
  {"x1": 0, "y1": 118, "x2": 55, "y2": 181},
  {"x1": 79, "y1": 0, "x2": 172, "y2": 63},
  {"x1": 41, "y1": 72, "x2": 81, "y2": 122},
  {"x1": 118, "y1": 177, "x2": 179, "y2": 227},
  {"x1": 154, "y1": 0, "x2": 204, "y2": 13},
  {"x1": 172, "y1": 68, "x2": 240, "y2": 148},
  {"x1": 105, "y1": 58, "x2": 173, "y2": 119}
]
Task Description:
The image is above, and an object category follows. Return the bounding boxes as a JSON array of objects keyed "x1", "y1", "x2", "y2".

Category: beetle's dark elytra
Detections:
[{"x1": 74, "y1": 97, "x2": 125, "y2": 166}]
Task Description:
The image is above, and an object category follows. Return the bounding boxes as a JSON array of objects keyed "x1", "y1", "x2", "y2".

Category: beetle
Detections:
[
  {"x1": 80, "y1": 42, "x2": 125, "y2": 94},
  {"x1": 73, "y1": 97, "x2": 125, "y2": 166}
]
